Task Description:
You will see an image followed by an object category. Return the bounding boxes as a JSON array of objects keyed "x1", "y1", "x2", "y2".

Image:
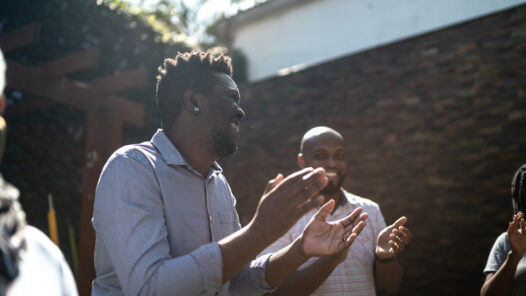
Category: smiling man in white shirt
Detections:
[{"x1": 261, "y1": 126, "x2": 412, "y2": 296}]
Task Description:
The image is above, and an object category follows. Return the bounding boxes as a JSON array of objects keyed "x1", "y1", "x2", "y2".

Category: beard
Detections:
[
  {"x1": 211, "y1": 126, "x2": 237, "y2": 159},
  {"x1": 321, "y1": 176, "x2": 345, "y2": 195},
  {"x1": 321, "y1": 182, "x2": 340, "y2": 195}
]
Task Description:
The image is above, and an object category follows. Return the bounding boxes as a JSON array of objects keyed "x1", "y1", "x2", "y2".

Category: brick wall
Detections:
[{"x1": 220, "y1": 5, "x2": 526, "y2": 295}]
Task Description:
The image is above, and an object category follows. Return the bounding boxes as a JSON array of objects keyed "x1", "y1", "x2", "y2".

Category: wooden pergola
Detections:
[{"x1": 0, "y1": 24, "x2": 148, "y2": 296}]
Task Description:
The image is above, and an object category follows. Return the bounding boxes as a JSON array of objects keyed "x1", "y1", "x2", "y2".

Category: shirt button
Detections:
[{"x1": 209, "y1": 215, "x2": 213, "y2": 222}]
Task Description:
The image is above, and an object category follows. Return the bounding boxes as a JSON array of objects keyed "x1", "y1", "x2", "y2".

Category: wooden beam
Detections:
[
  {"x1": 4, "y1": 60, "x2": 44, "y2": 92},
  {"x1": 4, "y1": 97, "x2": 58, "y2": 117},
  {"x1": 77, "y1": 112, "x2": 126, "y2": 296},
  {"x1": 6, "y1": 60, "x2": 145, "y2": 127},
  {"x1": 77, "y1": 112, "x2": 106, "y2": 296},
  {"x1": 5, "y1": 60, "x2": 98, "y2": 111},
  {"x1": 0, "y1": 23, "x2": 41, "y2": 53},
  {"x1": 40, "y1": 48, "x2": 98, "y2": 78},
  {"x1": 2, "y1": 39, "x2": 147, "y2": 296},
  {"x1": 108, "y1": 95, "x2": 144, "y2": 127},
  {"x1": 89, "y1": 68, "x2": 149, "y2": 92},
  {"x1": 43, "y1": 78, "x2": 100, "y2": 112}
]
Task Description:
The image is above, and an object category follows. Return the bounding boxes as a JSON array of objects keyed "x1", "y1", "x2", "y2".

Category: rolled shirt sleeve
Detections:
[
  {"x1": 221, "y1": 175, "x2": 275, "y2": 295},
  {"x1": 229, "y1": 253, "x2": 275, "y2": 296}
]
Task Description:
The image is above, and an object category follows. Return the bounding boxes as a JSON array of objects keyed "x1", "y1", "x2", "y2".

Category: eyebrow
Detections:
[{"x1": 312, "y1": 148, "x2": 327, "y2": 153}]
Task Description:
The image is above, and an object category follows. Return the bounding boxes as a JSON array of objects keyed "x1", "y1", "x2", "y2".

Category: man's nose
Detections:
[{"x1": 326, "y1": 157, "x2": 338, "y2": 168}]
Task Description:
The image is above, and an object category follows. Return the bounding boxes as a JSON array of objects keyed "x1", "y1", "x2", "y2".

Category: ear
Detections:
[
  {"x1": 183, "y1": 89, "x2": 201, "y2": 114},
  {"x1": 297, "y1": 153, "x2": 306, "y2": 169}
]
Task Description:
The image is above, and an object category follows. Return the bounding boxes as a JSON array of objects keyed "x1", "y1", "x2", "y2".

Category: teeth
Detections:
[{"x1": 326, "y1": 172, "x2": 337, "y2": 177}]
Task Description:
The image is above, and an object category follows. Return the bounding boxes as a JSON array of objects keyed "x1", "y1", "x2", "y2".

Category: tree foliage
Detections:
[{"x1": 0, "y1": 0, "x2": 193, "y2": 270}]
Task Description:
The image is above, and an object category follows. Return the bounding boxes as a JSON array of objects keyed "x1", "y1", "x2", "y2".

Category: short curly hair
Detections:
[{"x1": 156, "y1": 51, "x2": 233, "y2": 128}]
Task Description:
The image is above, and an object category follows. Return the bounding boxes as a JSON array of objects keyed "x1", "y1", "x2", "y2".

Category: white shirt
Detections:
[
  {"x1": 8, "y1": 226, "x2": 78, "y2": 296},
  {"x1": 261, "y1": 189, "x2": 386, "y2": 296}
]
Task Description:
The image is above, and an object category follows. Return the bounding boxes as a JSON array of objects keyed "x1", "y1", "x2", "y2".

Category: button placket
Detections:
[{"x1": 203, "y1": 178, "x2": 214, "y2": 242}]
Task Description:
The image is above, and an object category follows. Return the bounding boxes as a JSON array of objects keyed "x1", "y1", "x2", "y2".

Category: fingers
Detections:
[
  {"x1": 271, "y1": 168, "x2": 328, "y2": 219},
  {"x1": 286, "y1": 167, "x2": 328, "y2": 200},
  {"x1": 264, "y1": 173, "x2": 284, "y2": 194},
  {"x1": 295, "y1": 168, "x2": 329, "y2": 200},
  {"x1": 338, "y1": 207, "x2": 364, "y2": 227},
  {"x1": 313, "y1": 199, "x2": 335, "y2": 222},
  {"x1": 518, "y1": 212, "x2": 525, "y2": 231},
  {"x1": 278, "y1": 167, "x2": 315, "y2": 191},
  {"x1": 508, "y1": 212, "x2": 525, "y2": 236},
  {"x1": 391, "y1": 217, "x2": 411, "y2": 241},
  {"x1": 389, "y1": 226, "x2": 412, "y2": 253},
  {"x1": 396, "y1": 226, "x2": 413, "y2": 243},
  {"x1": 391, "y1": 216, "x2": 407, "y2": 228},
  {"x1": 342, "y1": 212, "x2": 368, "y2": 233},
  {"x1": 389, "y1": 240, "x2": 402, "y2": 253},
  {"x1": 389, "y1": 230, "x2": 406, "y2": 248},
  {"x1": 341, "y1": 215, "x2": 368, "y2": 250},
  {"x1": 352, "y1": 220, "x2": 367, "y2": 236},
  {"x1": 386, "y1": 217, "x2": 412, "y2": 255},
  {"x1": 296, "y1": 195, "x2": 324, "y2": 217},
  {"x1": 343, "y1": 220, "x2": 366, "y2": 247},
  {"x1": 345, "y1": 233, "x2": 358, "y2": 245},
  {"x1": 264, "y1": 168, "x2": 328, "y2": 213},
  {"x1": 269, "y1": 167, "x2": 327, "y2": 205},
  {"x1": 508, "y1": 215, "x2": 517, "y2": 236},
  {"x1": 342, "y1": 215, "x2": 367, "y2": 238},
  {"x1": 509, "y1": 212, "x2": 520, "y2": 229}
]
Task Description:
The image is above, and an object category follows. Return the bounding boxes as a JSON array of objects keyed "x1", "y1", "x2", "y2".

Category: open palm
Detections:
[
  {"x1": 376, "y1": 216, "x2": 412, "y2": 260},
  {"x1": 508, "y1": 212, "x2": 526, "y2": 257},
  {"x1": 301, "y1": 199, "x2": 367, "y2": 257}
]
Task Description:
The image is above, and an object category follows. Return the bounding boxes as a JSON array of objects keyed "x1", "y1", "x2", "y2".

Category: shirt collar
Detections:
[
  {"x1": 151, "y1": 129, "x2": 223, "y2": 175},
  {"x1": 338, "y1": 188, "x2": 367, "y2": 213},
  {"x1": 329, "y1": 188, "x2": 354, "y2": 216},
  {"x1": 340, "y1": 188, "x2": 351, "y2": 206}
]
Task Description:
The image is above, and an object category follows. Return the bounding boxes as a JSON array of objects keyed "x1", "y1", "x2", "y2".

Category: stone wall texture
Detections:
[{"x1": 220, "y1": 5, "x2": 526, "y2": 295}]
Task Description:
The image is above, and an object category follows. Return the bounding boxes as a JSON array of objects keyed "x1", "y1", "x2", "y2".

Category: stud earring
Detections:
[{"x1": 193, "y1": 106, "x2": 199, "y2": 112}]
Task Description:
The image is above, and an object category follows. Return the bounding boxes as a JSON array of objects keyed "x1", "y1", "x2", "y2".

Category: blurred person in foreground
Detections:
[
  {"x1": 260, "y1": 126, "x2": 412, "y2": 295},
  {"x1": 0, "y1": 50, "x2": 78, "y2": 295},
  {"x1": 481, "y1": 164, "x2": 526, "y2": 296},
  {"x1": 91, "y1": 51, "x2": 368, "y2": 295}
]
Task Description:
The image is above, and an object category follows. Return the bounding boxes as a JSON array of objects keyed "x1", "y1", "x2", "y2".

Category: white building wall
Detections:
[{"x1": 232, "y1": 0, "x2": 526, "y2": 81}]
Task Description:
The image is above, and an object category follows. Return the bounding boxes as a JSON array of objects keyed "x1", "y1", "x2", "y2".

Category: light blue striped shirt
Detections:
[{"x1": 92, "y1": 129, "x2": 273, "y2": 295}]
